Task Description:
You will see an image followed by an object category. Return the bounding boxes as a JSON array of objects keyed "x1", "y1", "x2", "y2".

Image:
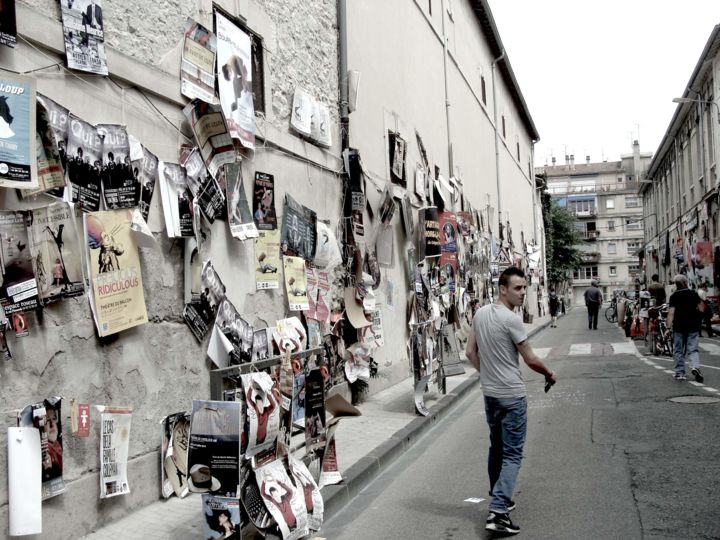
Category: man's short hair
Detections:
[
  {"x1": 651, "y1": 274, "x2": 659, "y2": 282},
  {"x1": 673, "y1": 274, "x2": 688, "y2": 289},
  {"x1": 499, "y1": 267, "x2": 524, "y2": 288}
]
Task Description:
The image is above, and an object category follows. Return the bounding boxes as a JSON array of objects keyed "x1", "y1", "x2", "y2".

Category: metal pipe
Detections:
[
  {"x1": 338, "y1": 0, "x2": 349, "y2": 150},
  {"x1": 440, "y1": 0, "x2": 453, "y2": 174},
  {"x1": 492, "y1": 50, "x2": 505, "y2": 228}
]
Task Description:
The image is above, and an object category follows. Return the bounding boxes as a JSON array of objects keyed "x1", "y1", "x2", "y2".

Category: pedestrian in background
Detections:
[
  {"x1": 465, "y1": 266, "x2": 556, "y2": 535},
  {"x1": 583, "y1": 280, "x2": 603, "y2": 330},
  {"x1": 696, "y1": 282, "x2": 714, "y2": 338},
  {"x1": 665, "y1": 274, "x2": 704, "y2": 382},
  {"x1": 647, "y1": 274, "x2": 667, "y2": 306},
  {"x1": 548, "y1": 287, "x2": 559, "y2": 328}
]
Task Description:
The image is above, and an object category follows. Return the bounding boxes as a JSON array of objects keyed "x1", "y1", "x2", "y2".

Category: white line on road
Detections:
[
  {"x1": 699, "y1": 342, "x2": 720, "y2": 354},
  {"x1": 611, "y1": 342, "x2": 638, "y2": 354},
  {"x1": 664, "y1": 370, "x2": 675, "y2": 375},
  {"x1": 534, "y1": 348, "x2": 551, "y2": 359},
  {"x1": 703, "y1": 387, "x2": 719, "y2": 392},
  {"x1": 569, "y1": 343, "x2": 592, "y2": 356},
  {"x1": 689, "y1": 381, "x2": 704, "y2": 387},
  {"x1": 647, "y1": 356, "x2": 720, "y2": 370},
  {"x1": 653, "y1": 365, "x2": 664, "y2": 370}
]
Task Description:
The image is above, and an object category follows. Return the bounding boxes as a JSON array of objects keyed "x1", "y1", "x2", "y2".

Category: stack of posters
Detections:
[
  {"x1": 180, "y1": 18, "x2": 217, "y2": 104},
  {"x1": 183, "y1": 260, "x2": 226, "y2": 342},
  {"x1": 188, "y1": 400, "x2": 242, "y2": 497},
  {"x1": 0, "y1": 210, "x2": 39, "y2": 315},
  {"x1": 256, "y1": 459, "x2": 308, "y2": 540},
  {"x1": 84, "y1": 209, "x2": 148, "y2": 337},
  {"x1": 60, "y1": 0, "x2": 108, "y2": 75},
  {"x1": 129, "y1": 137, "x2": 158, "y2": 222},
  {"x1": 17, "y1": 397, "x2": 66, "y2": 500},
  {"x1": 99, "y1": 407, "x2": 132, "y2": 499},
  {"x1": 216, "y1": 11, "x2": 255, "y2": 149},
  {"x1": 288, "y1": 454, "x2": 324, "y2": 533},
  {"x1": 0, "y1": 74, "x2": 37, "y2": 189},
  {"x1": 22, "y1": 100, "x2": 65, "y2": 198},
  {"x1": 180, "y1": 146, "x2": 225, "y2": 223}
]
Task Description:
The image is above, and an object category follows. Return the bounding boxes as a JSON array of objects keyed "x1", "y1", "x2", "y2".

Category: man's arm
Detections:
[
  {"x1": 665, "y1": 306, "x2": 675, "y2": 333},
  {"x1": 465, "y1": 327, "x2": 481, "y2": 372},
  {"x1": 516, "y1": 340, "x2": 556, "y2": 384}
]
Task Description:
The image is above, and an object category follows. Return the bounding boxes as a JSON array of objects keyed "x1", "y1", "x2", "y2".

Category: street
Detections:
[{"x1": 318, "y1": 307, "x2": 720, "y2": 540}]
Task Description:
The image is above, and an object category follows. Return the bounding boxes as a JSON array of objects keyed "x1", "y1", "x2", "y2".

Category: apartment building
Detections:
[{"x1": 540, "y1": 142, "x2": 652, "y2": 304}]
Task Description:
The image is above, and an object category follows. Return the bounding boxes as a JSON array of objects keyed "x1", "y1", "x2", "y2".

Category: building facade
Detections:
[
  {"x1": 641, "y1": 26, "x2": 720, "y2": 298},
  {"x1": 0, "y1": 0, "x2": 543, "y2": 537},
  {"x1": 540, "y1": 142, "x2": 652, "y2": 305}
]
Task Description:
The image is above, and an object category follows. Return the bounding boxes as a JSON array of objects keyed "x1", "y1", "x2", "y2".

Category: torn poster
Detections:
[
  {"x1": 216, "y1": 11, "x2": 255, "y2": 149},
  {"x1": 0, "y1": 74, "x2": 37, "y2": 188},
  {"x1": 181, "y1": 18, "x2": 217, "y2": 104},
  {"x1": 183, "y1": 259, "x2": 226, "y2": 342},
  {"x1": 60, "y1": 0, "x2": 108, "y2": 75},
  {"x1": 180, "y1": 145, "x2": 225, "y2": 223}
]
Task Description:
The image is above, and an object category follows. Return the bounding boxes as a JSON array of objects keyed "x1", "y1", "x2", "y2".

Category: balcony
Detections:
[
  {"x1": 581, "y1": 252, "x2": 600, "y2": 263},
  {"x1": 582, "y1": 230, "x2": 600, "y2": 241},
  {"x1": 574, "y1": 209, "x2": 597, "y2": 218}
]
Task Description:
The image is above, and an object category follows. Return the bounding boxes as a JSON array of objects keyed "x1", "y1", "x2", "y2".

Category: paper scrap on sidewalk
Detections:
[{"x1": 464, "y1": 497, "x2": 485, "y2": 504}]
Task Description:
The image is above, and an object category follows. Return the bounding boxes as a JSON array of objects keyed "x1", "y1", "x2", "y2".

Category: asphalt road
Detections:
[{"x1": 318, "y1": 308, "x2": 720, "y2": 539}]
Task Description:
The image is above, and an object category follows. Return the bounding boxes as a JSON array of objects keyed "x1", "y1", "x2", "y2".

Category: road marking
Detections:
[
  {"x1": 569, "y1": 343, "x2": 592, "y2": 356},
  {"x1": 689, "y1": 381, "x2": 704, "y2": 387},
  {"x1": 653, "y1": 365, "x2": 664, "y2": 370},
  {"x1": 699, "y1": 342, "x2": 720, "y2": 354},
  {"x1": 534, "y1": 348, "x2": 551, "y2": 359},
  {"x1": 664, "y1": 370, "x2": 675, "y2": 375},
  {"x1": 611, "y1": 342, "x2": 637, "y2": 354},
  {"x1": 464, "y1": 497, "x2": 485, "y2": 504},
  {"x1": 703, "y1": 387, "x2": 719, "y2": 392},
  {"x1": 649, "y1": 356, "x2": 720, "y2": 370}
]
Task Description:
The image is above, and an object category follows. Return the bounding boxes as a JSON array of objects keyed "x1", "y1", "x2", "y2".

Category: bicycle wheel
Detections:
[{"x1": 605, "y1": 306, "x2": 617, "y2": 324}]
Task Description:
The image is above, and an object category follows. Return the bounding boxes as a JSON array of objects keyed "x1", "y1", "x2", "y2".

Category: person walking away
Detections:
[
  {"x1": 696, "y1": 282, "x2": 714, "y2": 338},
  {"x1": 465, "y1": 267, "x2": 556, "y2": 535},
  {"x1": 584, "y1": 280, "x2": 603, "y2": 330},
  {"x1": 647, "y1": 274, "x2": 667, "y2": 307},
  {"x1": 548, "y1": 287, "x2": 559, "y2": 328},
  {"x1": 665, "y1": 274, "x2": 704, "y2": 382}
]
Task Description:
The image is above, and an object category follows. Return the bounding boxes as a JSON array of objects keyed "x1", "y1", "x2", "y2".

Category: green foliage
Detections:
[{"x1": 541, "y1": 191, "x2": 583, "y2": 286}]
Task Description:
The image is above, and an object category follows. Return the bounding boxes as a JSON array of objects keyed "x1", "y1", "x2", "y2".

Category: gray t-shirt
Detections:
[{"x1": 472, "y1": 303, "x2": 527, "y2": 398}]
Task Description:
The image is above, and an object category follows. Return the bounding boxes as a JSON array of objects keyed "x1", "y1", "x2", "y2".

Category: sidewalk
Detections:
[{"x1": 80, "y1": 313, "x2": 553, "y2": 539}]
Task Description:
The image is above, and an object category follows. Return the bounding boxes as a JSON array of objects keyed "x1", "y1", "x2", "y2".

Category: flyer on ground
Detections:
[
  {"x1": 84, "y1": 209, "x2": 148, "y2": 337},
  {"x1": 0, "y1": 74, "x2": 37, "y2": 188}
]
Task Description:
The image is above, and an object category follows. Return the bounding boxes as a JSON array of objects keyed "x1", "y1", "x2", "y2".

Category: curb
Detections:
[{"x1": 320, "y1": 315, "x2": 553, "y2": 519}]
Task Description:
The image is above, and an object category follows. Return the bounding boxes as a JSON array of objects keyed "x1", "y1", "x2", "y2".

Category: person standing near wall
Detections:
[
  {"x1": 665, "y1": 274, "x2": 704, "y2": 382},
  {"x1": 583, "y1": 280, "x2": 603, "y2": 330},
  {"x1": 548, "y1": 287, "x2": 559, "y2": 328},
  {"x1": 465, "y1": 267, "x2": 556, "y2": 535}
]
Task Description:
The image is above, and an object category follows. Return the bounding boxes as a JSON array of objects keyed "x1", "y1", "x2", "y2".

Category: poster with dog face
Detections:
[{"x1": 215, "y1": 11, "x2": 255, "y2": 149}]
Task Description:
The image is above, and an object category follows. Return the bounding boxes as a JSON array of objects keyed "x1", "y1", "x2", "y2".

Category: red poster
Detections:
[{"x1": 76, "y1": 404, "x2": 91, "y2": 438}]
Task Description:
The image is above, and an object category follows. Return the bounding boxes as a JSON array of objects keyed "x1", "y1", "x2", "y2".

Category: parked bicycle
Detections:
[
  {"x1": 647, "y1": 303, "x2": 673, "y2": 356},
  {"x1": 605, "y1": 297, "x2": 618, "y2": 323}
]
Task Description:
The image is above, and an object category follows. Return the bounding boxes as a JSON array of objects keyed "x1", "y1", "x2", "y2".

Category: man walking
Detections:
[
  {"x1": 465, "y1": 267, "x2": 556, "y2": 535},
  {"x1": 665, "y1": 274, "x2": 704, "y2": 382},
  {"x1": 583, "y1": 280, "x2": 603, "y2": 330},
  {"x1": 647, "y1": 274, "x2": 667, "y2": 306}
]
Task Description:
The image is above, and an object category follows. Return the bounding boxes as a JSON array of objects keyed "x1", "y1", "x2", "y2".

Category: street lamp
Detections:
[{"x1": 672, "y1": 97, "x2": 720, "y2": 123}]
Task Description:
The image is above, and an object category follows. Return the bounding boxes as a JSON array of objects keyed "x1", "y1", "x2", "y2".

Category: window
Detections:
[
  {"x1": 568, "y1": 199, "x2": 595, "y2": 214},
  {"x1": 502, "y1": 115, "x2": 506, "y2": 138},
  {"x1": 607, "y1": 220, "x2": 615, "y2": 231},
  {"x1": 628, "y1": 265, "x2": 640, "y2": 275},
  {"x1": 609, "y1": 266, "x2": 617, "y2": 277},
  {"x1": 627, "y1": 241, "x2": 640, "y2": 253},
  {"x1": 573, "y1": 266, "x2": 599, "y2": 280},
  {"x1": 481, "y1": 75, "x2": 486, "y2": 105},
  {"x1": 608, "y1": 243, "x2": 617, "y2": 254},
  {"x1": 213, "y1": 7, "x2": 265, "y2": 114},
  {"x1": 625, "y1": 195, "x2": 640, "y2": 207},
  {"x1": 625, "y1": 218, "x2": 641, "y2": 230},
  {"x1": 606, "y1": 198, "x2": 615, "y2": 209},
  {"x1": 617, "y1": 177, "x2": 623, "y2": 183}
]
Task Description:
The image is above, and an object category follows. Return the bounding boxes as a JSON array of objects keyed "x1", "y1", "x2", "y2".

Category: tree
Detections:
[{"x1": 541, "y1": 188, "x2": 583, "y2": 287}]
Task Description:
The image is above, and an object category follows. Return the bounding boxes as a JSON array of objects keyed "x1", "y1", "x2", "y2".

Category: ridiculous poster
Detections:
[
  {"x1": 242, "y1": 372, "x2": 280, "y2": 458},
  {"x1": 85, "y1": 209, "x2": 148, "y2": 337},
  {"x1": 183, "y1": 99, "x2": 235, "y2": 178},
  {"x1": 187, "y1": 400, "x2": 241, "y2": 497},
  {"x1": 255, "y1": 229, "x2": 280, "y2": 290},
  {"x1": 99, "y1": 407, "x2": 132, "y2": 499},
  {"x1": 0, "y1": 74, "x2": 37, "y2": 188},
  {"x1": 215, "y1": 12, "x2": 255, "y2": 149},
  {"x1": 66, "y1": 114, "x2": 102, "y2": 211},
  {"x1": 253, "y1": 171, "x2": 277, "y2": 230},
  {"x1": 181, "y1": 18, "x2": 217, "y2": 104},
  {"x1": 281, "y1": 194, "x2": 316, "y2": 261},
  {"x1": 225, "y1": 161, "x2": 258, "y2": 240},
  {"x1": 0, "y1": 210, "x2": 39, "y2": 314},
  {"x1": 283, "y1": 256, "x2": 309, "y2": 311},
  {"x1": 96, "y1": 124, "x2": 138, "y2": 209},
  {"x1": 256, "y1": 459, "x2": 308, "y2": 540},
  {"x1": 60, "y1": 0, "x2": 108, "y2": 76},
  {"x1": 17, "y1": 397, "x2": 65, "y2": 500},
  {"x1": 28, "y1": 203, "x2": 84, "y2": 302}
]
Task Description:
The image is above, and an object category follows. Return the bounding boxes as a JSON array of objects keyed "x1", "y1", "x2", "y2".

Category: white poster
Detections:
[{"x1": 99, "y1": 407, "x2": 132, "y2": 499}]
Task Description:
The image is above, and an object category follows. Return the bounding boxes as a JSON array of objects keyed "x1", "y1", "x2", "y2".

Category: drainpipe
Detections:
[
  {"x1": 338, "y1": 0, "x2": 349, "y2": 150},
  {"x1": 492, "y1": 50, "x2": 505, "y2": 229},
  {"x1": 440, "y1": 0, "x2": 453, "y2": 174},
  {"x1": 531, "y1": 141, "x2": 537, "y2": 244}
]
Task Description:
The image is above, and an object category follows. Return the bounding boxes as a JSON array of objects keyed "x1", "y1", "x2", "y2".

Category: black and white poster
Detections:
[
  {"x1": 183, "y1": 259, "x2": 226, "y2": 342},
  {"x1": 418, "y1": 206, "x2": 441, "y2": 259},
  {"x1": 129, "y1": 139, "x2": 158, "y2": 222},
  {"x1": 21, "y1": 101, "x2": 66, "y2": 198},
  {"x1": 281, "y1": 194, "x2": 316, "y2": 261},
  {"x1": 180, "y1": 145, "x2": 224, "y2": 223},
  {"x1": 35, "y1": 94, "x2": 70, "y2": 199},
  {"x1": 60, "y1": 0, "x2": 108, "y2": 76},
  {"x1": 216, "y1": 11, "x2": 255, "y2": 149},
  {"x1": 180, "y1": 18, "x2": 216, "y2": 104},
  {"x1": 158, "y1": 162, "x2": 193, "y2": 238},
  {"x1": 0, "y1": 210, "x2": 39, "y2": 315},
  {"x1": 0, "y1": 0, "x2": 16, "y2": 48},
  {"x1": 96, "y1": 124, "x2": 139, "y2": 209},
  {"x1": 0, "y1": 74, "x2": 37, "y2": 189},
  {"x1": 66, "y1": 114, "x2": 102, "y2": 211},
  {"x1": 253, "y1": 171, "x2": 277, "y2": 230},
  {"x1": 225, "y1": 161, "x2": 257, "y2": 240},
  {"x1": 304, "y1": 369, "x2": 326, "y2": 452},
  {"x1": 183, "y1": 99, "x2": 235, "y2": 179}
]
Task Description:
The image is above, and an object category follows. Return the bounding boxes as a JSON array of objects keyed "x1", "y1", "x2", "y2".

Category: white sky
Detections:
[{"x1": 486, "y1": 1, "x2": 720, "y2": 166}]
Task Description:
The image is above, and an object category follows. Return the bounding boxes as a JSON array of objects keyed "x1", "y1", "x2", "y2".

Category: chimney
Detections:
[
  {"x1": 565, "y1": 154, "x2": 570, "y2": 170},
  {"x1": 632, "y1": 140, "x2": 641, "y2": 180},
  {"x1": 586, "y1": 155, "x2": 590, "y2": 165},
  {"x1": 570, "y1": 154, "x2": 575, "y2": 169}
]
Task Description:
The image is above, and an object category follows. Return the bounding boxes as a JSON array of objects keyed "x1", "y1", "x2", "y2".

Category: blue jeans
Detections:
[
  {"x1": 484, "y1": 396, "x2": 527, "y2": 513},
  {"x1": 673, "y1": 331, "x2": 700, "y2": 374}
]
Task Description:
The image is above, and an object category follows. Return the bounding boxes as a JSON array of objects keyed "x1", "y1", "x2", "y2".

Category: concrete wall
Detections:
[{"x1": 1, "y1": 1, "x2": 343, "y2": 538}]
